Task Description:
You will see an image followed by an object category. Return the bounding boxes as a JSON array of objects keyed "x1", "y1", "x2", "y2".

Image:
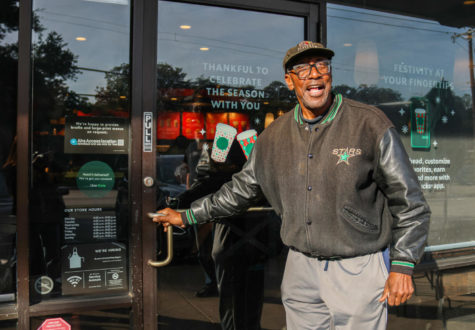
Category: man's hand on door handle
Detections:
[{"x1": 150, "y1": 208, "x2": 185, "y2": 232}]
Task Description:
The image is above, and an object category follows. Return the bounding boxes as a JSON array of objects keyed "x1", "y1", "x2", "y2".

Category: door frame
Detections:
[
  {"x1": 132, "y1": 0, "x2": 159, "y2": 328},
  {"x1": 150, "y1": 0, "x2": 324, "y2": 329}
]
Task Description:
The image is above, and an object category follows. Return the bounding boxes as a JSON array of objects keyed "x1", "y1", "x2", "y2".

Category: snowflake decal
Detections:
[
  {"x1": 450, "y1": 110, "x2": 455, "y2": 116},
  {"x1": 199, "y1": 128, "x2": 206, "y2": 136},
  {"x1": 254, "y1": 118, "x2": 261, "y2": 125},
  {"x1": 203, "y1": 143, "x2": 209, "y2": 151},
  {"x1": 399, "y1": 108, "x2": 405, "y2": 116},
  {"x1": 401, "y1": 125, "x2": 409, "y2": 134},
  {"x1": 433, "y1": 140, "x2": 438, "y2": 148},
  {"x1": 441, "y1": 116, "x2": 448, "y2": 124}
]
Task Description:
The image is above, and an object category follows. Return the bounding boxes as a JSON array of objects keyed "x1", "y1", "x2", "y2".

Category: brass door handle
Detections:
[
  {"x1": 148, "y1": 226, "x2": 173, "y2": 268},
  {"x1": 174, "y1": 207, "x2": 274, "y2": 213}
]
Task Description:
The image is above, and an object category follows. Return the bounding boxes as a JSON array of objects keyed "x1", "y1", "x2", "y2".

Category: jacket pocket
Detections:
[{"x1": 341, "y1": 206, "x2": 378, "y2": 233}]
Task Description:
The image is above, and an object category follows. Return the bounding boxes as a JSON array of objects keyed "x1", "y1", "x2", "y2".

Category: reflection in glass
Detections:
[
  {"x1": 0, "y1": 0, "x2": 18, "y2": 304},
  {"x1": 156, "y1": 1, "x2": 303, "y2": 329},
  {"x1": 30, "y1": 0, "x2": 130, "y2": 301},
  {"x1": 327, "y1": 4, "x2": 475, "y2": 328},
  {"x1": 327, "y1": 3, "x2": 474, "y2": 247}
]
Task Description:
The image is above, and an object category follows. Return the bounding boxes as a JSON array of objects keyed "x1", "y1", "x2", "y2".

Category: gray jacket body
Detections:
[{"x1": 184, "y1": 94, "x2": 431, "y2": 265}]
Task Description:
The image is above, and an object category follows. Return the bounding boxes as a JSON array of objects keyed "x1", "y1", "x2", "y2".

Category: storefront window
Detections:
[
  {"x1": 156, "y1": 1, "x2": 303, "y2": 327},
  {"x1": 30, "y1": 0, "x2": 130, "y2": 301},
  {"x1": 0, "y1": 0, "x2": 18, "y2": 305},
  {"x1": 327, "y1": 3, "x2": 475, "y2": 327},
  {"x1": 327, "y1": 4, "x2": 474, "y2": 249}
]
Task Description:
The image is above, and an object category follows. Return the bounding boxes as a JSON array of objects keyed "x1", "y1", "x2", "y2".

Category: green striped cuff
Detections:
[
  {"x1": 185, "y1": 209, "x2": 198, "y2": 225},
  {"x1": 390, "y1": 260, "x2": 415, "y2": 275},
  {"x1": 391, "y1": 261, "x2": 414, "y2": 268}
]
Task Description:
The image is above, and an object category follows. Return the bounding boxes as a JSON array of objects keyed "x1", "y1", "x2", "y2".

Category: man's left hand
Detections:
[{"x1": 379, "y1": 272, "x2": 414, "y2": 306}]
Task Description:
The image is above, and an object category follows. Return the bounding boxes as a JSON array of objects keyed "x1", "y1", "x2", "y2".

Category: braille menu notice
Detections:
[{"x1": 64, "y1": 116, "x2": 129, "y2": 154}]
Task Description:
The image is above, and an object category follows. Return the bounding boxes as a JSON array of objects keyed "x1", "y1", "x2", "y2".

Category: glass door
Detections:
[
  {"x1": 29, "y1": 0, "x2": 134, "y2": 328},
  {"x1": 154, "y1": 1, "x2": 304, "y2": 328},
  {"x1": 0, "y1": 2, "x2": 18, "y2": 328}
]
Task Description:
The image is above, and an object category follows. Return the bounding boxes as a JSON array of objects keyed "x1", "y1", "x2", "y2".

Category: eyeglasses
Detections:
[{"x1": 288, "y1": 60, "x2": 331, "y2": 79}]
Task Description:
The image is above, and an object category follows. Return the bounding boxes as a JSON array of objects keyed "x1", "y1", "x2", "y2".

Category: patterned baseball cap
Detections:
[{"x1": 283, "y1": 41, "x2": 335, "y2": 71}]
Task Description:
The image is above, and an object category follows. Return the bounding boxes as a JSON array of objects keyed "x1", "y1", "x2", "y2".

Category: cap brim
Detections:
[{"x1": 285, "y1": 48, "x2": 334, "y2": 70}]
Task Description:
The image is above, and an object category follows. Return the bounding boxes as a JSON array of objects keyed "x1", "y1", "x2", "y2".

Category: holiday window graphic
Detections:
[
  {"x1": 410, "y1": 97, "x2": 431, "y2": 150},
  {"x1": 211, "y1": 124, "x2": 258, "y2": 162}
]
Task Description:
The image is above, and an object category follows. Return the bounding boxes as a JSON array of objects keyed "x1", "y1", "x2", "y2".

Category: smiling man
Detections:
[{"x1": 153, "y1": 41, "x2": 431, "y2": 330}]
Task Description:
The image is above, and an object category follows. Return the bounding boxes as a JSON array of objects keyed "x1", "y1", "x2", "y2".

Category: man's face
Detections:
[{"x1": 284, "y1": 56, "x2": 332, "y2": 117}]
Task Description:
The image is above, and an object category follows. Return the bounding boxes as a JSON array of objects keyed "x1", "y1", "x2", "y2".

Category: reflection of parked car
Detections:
[{"x1": 156, "y1": 154, "x2": 187, "y2": 197}]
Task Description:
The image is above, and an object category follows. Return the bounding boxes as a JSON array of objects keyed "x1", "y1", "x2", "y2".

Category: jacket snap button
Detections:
[
  {"x1": 306, "y1": 219, "x2": 312, "y2": 225},
  {"x1": 308, "y1": 154, "x2": 313, "y2": 159},
  {"x1": 307, "y1": 186, "x2": 312, "y2": 191}
]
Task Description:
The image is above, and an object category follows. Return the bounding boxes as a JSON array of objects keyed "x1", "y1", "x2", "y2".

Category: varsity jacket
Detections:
[{"x1": 181, "y1": 94, "x2": 431, "y2": 275}]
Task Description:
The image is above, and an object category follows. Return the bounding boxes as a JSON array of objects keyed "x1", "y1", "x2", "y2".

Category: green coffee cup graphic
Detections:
[
  {"x1": 237, "y1": 129, "x2": 258, "y2": 159},
  {"x1": 211, "y1": 123, "x2": 237, "y2": 163}
]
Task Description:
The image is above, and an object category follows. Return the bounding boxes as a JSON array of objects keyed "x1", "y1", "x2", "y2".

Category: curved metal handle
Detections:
[
  {"x1": 174, "y1": 206, "x2": 274, "y2": 213},
  {"x1": 148, "y1": 226, "x2": 173, "y2": 268}
]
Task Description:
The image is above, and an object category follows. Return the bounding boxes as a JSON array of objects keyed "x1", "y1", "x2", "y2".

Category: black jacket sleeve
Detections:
[
  {"x1": 182, "y1": 146, "x2": 263, "y2": 225},
  {"x1": 375, "y1": 127, "x2": 431, "y2": 270}
]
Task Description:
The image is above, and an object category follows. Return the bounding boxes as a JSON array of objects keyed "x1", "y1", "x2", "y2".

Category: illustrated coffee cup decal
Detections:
[
  {"x1": 415, "y1": 108, "x2": 427, "y2": 134},
  {"x1": 236, "y1": 129, "x2": 258, "y2": 159},
  {"x1": 211, "y1": 123, "x2": 237, "y2": 163}
]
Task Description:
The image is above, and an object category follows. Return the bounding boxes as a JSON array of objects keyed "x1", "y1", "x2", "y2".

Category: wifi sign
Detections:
[{"x1": 66, "y1": 275, "x2": 83, "y2": 288}]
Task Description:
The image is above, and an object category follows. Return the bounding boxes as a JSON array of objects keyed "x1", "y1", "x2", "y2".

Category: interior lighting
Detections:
[
  {"x1": 343, "y1": 43, "x2": 353, "y2": 47},
  {"x1": 354, "y1": 40, "x2": 379, "y2": 86},
  {"x1": 180, "y1": 25, "x2": 191, "y2": 30},
  {"x1": 264, "y1": 113, "x2": 275, "y2": 128},
  {"x1": 463, "y1": 1, "x2": 475, "y2": 5},
  {"x1": 453, "y1": 48, "x2": 470, "y2": 91},
  {"x1": 76, "y1": 37, "x2": 87, "y2": 41},
  {"x1": 119, "y1": 95, "x2": 126, "y2": 99},
  {"x1": 200, "y1": 47, "x2": 209, "y2": 51}
]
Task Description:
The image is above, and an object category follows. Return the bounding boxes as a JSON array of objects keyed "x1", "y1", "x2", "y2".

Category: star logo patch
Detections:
[{"x1": 333, "y1": 147, "x2": 362, "y2": 165}]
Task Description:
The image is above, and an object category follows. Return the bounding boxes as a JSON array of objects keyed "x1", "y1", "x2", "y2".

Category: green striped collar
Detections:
[{"x1": 293, "y1": 93, "x2": 343, "y2": 125}]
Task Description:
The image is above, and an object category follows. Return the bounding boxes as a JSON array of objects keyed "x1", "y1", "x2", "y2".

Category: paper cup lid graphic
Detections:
[
  {"x1": 211, "y1": 123, "x2": 238, "y2": 163},
  {"x1": 237, "y1": 129, "x2": 258, "y2": 159}
]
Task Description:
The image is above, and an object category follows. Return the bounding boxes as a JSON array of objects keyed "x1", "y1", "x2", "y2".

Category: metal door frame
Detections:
[{"x1": 150, "y1": 1, "x2": 323, "y2": 329}]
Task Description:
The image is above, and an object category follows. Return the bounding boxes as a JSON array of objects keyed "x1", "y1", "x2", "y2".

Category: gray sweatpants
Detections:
[{"x1": 281, "y1": 249, "x2": 388, "y2": 330}]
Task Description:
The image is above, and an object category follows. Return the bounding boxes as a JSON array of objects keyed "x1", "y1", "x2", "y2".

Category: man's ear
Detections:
[{"x1": 284, "y1": 73, "x2": 294, "y2": 91}]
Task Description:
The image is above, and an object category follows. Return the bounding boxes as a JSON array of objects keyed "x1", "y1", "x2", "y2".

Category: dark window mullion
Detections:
[{"x1": 17, "y1": 0, "x2": 33, "y2": 328}]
